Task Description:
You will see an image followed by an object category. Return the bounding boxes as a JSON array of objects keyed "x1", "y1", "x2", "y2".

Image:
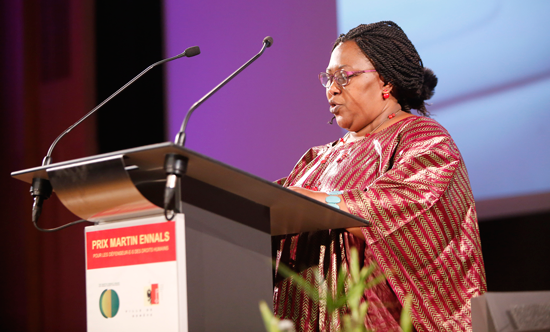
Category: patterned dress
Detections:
[{"x1": 273, "y1": 116, "x2": 487, "y2": 332}]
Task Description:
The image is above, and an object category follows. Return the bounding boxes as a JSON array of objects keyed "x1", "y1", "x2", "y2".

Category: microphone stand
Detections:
[
  {"x1": 163, "y1": 37, "x2": 273, "y2": 220},
  {"x1": 30, "y1": 46, "x2": 200, "y2": 230},
  {"x1": 174, "y1": 36, "x2": 273, "y2": 147}
]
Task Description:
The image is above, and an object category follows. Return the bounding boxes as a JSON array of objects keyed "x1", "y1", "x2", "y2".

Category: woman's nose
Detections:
[{"x1": 327, "y1": 80, "x2": 341, "y2": 95}]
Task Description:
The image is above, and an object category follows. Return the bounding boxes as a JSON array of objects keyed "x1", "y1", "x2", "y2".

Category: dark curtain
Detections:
[
  {"x1": 0, "y1": 0, "x2": 164, "y2": 330},
  {"x1": 0, "y1": 0, "x2": 96, "y2": 330},
  {"x1": 95, "y1": 0, "x2": 165, "y2": 153}
]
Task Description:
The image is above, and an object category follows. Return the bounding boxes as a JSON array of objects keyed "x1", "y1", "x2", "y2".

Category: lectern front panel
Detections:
[{"x1": 182, "y1": 202, "x2": 272, "y2": 331}]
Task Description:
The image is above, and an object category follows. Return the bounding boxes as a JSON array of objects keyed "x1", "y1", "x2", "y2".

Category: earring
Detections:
[{"x1": 383, "y1": 90, "x2": 390, "y2": 99}]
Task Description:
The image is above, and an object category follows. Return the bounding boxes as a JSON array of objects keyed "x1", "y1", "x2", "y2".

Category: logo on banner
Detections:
[
  {"x1": 145, "y1": 283, "x2": 160, "y2": 305},
  {"x1": 99, "y1": 289, "x2": 120, "y2": 318}
]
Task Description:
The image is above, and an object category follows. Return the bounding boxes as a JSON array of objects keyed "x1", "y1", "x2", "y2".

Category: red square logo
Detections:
[{"x1": 151, "y1": 284, "x2": 159, "y2": 305}]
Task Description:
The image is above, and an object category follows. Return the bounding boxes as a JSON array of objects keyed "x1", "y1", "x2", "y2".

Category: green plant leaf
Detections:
[
  {"x1": 267, "y1": 246, "x2": 392, "y2": 332},
  {"x1": 364, "y1": 274, "x2": 385, "y2": 290},
  {"x1": 400, "y1": 294, "x2": 413, "y2": 332},
  {"x1": 259, "y1": 300, "x2": 281, "y2": 332},
  {"x1": 276, "y1": 263, "x2": 320, "y2": 302}
]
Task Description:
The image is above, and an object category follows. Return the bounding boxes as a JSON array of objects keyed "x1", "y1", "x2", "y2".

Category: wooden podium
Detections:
[{"x1": 11, "y1": 142, "x2": 369, "y2": 331}]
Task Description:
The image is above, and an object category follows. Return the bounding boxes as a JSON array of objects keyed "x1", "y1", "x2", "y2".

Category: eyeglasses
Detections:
[{"x1": 318, "y1": 69, "x2": 377, "y2": 88}]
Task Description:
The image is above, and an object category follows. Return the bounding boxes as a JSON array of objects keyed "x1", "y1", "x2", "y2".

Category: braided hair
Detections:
[{"x1": 333, "y1": 21, "x2": 437, "y2": 116}]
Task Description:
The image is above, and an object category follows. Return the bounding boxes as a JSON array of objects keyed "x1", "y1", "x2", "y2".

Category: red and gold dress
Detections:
[{"x1": 274, "y1": 116, "x2": 487, "y2": 332}]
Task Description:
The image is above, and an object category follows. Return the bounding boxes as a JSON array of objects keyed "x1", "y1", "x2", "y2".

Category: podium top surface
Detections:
[{"x1": 12, "y1": 142, "x2": 369, "y2": 235}]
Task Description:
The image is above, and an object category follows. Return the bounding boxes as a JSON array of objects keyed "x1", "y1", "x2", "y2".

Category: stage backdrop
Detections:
[
  {"x1": 165, "y1": 0, "x2": 550, "y2": 220},
  {"x1": 164, "y1": 0, "x2": 342, "y2": 182}
]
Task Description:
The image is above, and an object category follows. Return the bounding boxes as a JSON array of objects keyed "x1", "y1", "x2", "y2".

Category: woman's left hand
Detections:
[
  {"x1": 287, "y1": 186, "x2": 349, "y2": 213},
  {"x1": 287, "y1": 186, "x2": 363, "y2": 241}
]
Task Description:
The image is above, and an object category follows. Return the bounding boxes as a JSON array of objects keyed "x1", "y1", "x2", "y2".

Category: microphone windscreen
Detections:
[
  {"x1": 263, "y1": 36, "x2": 273, "y2": 48},
  {"x1": 185, "y1": 46, "x2": 201, "y2": 57}
]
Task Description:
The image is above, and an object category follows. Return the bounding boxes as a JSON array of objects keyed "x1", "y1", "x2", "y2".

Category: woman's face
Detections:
[{"x1": 326, "y1": 41, "x2": 387, "y2": 132}]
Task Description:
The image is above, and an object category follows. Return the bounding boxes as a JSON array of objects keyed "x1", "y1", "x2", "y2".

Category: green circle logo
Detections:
[{"x1": 99, "y1": 289, "x2": 120, "y2": 318}]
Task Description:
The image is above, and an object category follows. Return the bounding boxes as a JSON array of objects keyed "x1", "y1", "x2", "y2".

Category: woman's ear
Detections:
[
  {"x1": 376, "y1": 74, "x2": 392, "y2": 92},
  {"x1": 382, "y1": 82, "x2": 393, "y2": 93}
]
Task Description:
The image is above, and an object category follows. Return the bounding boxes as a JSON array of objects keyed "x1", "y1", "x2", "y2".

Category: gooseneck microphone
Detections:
[
  {"x1": 173, "y1": 36, "x2": 273, "y2": 147},
  {"x1": 163, "y1": 37, "x2": 273, "y2": 220},
  {"x1": 30, "y1": 46, "x2": 201, "y2": 230},
  {"x1": 41, "y1": 45, "x2": 200, "y2": 167}
]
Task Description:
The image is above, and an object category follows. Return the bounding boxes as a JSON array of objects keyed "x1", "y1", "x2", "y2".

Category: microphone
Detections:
[
  {"x1": 173, "y1": 36, "x2": 273, "y2": 146},
  {"x1": 328, "y1": 116, "x2": 336, "y2": 125},
  {"x1": 30, "y1": 46, "x2": 201, "y2": 228},
  {"x1": 42, "y1": 45, "x2": 200, "y2": 167},
  {"x1": 163, "y1": 37, "x2": 273, "y2": 221},
  {"x1": 263, "y1": 36, "x2": 273, "y2": 47}
]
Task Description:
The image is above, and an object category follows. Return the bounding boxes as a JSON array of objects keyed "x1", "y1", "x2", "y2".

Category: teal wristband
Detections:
[
  {"x1": 325, "y1": 195, "x2": 341, "y2": 204},
  {"x1": 325, "y1": 191, "x2": 342, "y2": 209},
  {"x1": 327, "y1": 203, "x2": 340, "y2": 209}
]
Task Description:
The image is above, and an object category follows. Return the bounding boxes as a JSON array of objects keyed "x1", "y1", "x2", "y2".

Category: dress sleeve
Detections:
[
  {"x1": 342, "y1": 124, "x2": 462, "y2": 240},
  {"x1": 279, "y1": 145, "x2": 326, "y2": 187}
]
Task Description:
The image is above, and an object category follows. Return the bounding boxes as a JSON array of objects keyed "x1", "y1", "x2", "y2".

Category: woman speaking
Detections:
[{"x1": 273, "y1": 21, "x2": 487, "y2": 332}]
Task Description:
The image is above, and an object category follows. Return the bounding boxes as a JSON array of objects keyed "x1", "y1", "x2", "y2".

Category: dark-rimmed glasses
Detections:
[{"x1": 318, "y1": 69, "x2": 377, "y2": 88}]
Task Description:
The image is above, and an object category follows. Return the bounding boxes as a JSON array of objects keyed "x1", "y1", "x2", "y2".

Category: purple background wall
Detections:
[
  {"x1": 165, "y1": 0, "x2": 343, "y2": 181},
  {"x1": 164, "y1": 0, "x2": 550, "y2": 219}
]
